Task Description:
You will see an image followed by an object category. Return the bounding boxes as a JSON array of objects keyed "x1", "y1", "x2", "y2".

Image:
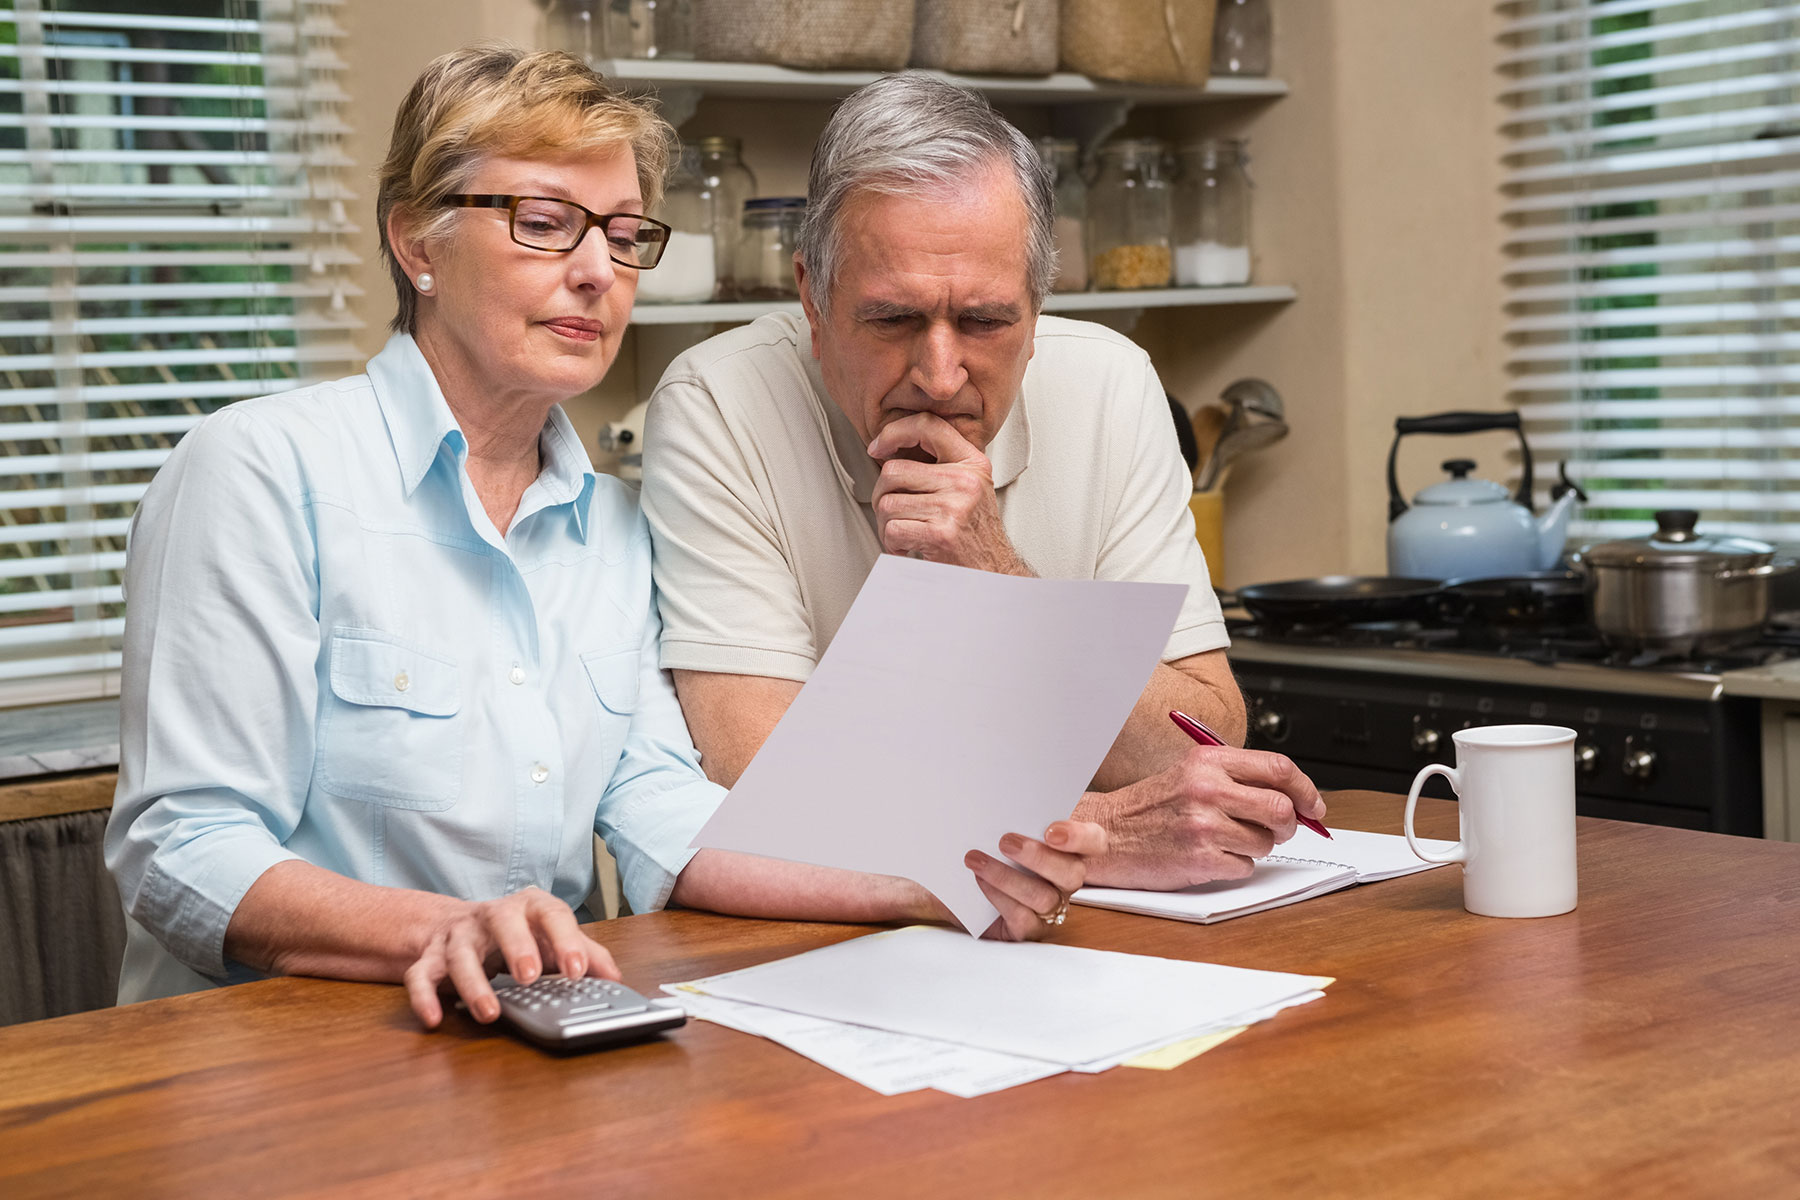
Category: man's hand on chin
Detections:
[
  {"x1": 1074, "y1": 744, "x2": 1329, "y2": 890},
  {"x1": 868, "y1": 412, "x2": 1031, "y2": 575}
]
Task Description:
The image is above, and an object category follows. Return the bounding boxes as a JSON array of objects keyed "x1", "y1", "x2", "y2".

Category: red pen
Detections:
[{"x1": 1169, "y1": 709, "x2": 1332, "y2": 839}]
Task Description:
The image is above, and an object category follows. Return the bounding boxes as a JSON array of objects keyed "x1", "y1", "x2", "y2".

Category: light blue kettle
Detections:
[{"x1": 1385, "y1": 411, "x2": 1584, "y2": 581}]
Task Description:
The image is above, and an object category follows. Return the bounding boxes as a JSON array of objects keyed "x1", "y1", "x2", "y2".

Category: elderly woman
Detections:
[{"x1": 106, "y1": 47, "x2": 1101, "y2": 1028}]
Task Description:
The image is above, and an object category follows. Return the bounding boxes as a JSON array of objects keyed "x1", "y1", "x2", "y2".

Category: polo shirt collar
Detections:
[
  {"x1": 798, "y1": 318, "x2": 1033, "y2": 506},
  {"x1": 365, "y1": 331, "x2": 597, "y2": 541}
]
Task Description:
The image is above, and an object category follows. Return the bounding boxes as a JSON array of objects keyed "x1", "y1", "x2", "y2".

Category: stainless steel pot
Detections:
[{"x1": 1569, "y1": 510, "x2": 1797, "y2": 654}]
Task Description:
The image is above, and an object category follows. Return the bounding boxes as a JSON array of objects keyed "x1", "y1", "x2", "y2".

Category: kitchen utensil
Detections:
[
  {"x1": 1198, "y1": 415, "x2": 1286, "y2": 491},
  {"x1": 1385, "y1": 410, "x2": 1584, "y2": 581},
  {"x1": 1434, "y1": 571, "x2": 1589, "y2": 634},
  {"x1": 1404, "y1": 725, "x2": 1578, "y2": 919},
  {"x1": 1167, "y1": 392, "x2": 1199, "y2": 475},
  {"x1": 1569, "y1": 509, "x2": 1798, "y2": 655},
  {"x1": 1220, "y1": 377, "x2": 1284, "y2": 422},
  {"x1": 1235, "y1": 575, "x2": 1443, "y2": 629},
  {"x1": 1195, "y1": 379, "x2": 1287, "y2": 492},
  {"x1": 1190, "y1": 402, "x2": 1227, "y2": 486}
]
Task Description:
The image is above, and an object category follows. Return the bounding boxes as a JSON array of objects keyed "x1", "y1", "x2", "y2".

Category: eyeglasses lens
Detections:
[{"x1": 509, "y1": 198, "x2": 667, "y2": 268}]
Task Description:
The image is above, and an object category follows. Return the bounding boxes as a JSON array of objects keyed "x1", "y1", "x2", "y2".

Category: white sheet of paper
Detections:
[
  {"x1": 1275, "y1": 825, "x2": 1459, "y2": 882},
  {"x1": 667, "y1": 988, "x2": 1066, "y2": 1097},
  {"x1": 1075, "y1": 859, "x2": 1358, "y2": 924},
  {"x1": 1073, "y1": 827, "x2": 1459, "y2": 924},
  {"x1": 690, "y1": 556, "x2": 1186, "y2": 934},
  {"x1": 680, "y1": 926, "x2": 1328, "y2": 1069}
]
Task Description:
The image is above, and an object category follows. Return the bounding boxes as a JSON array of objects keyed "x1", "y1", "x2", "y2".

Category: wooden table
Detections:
[{"x1": 3, "y1": 792, "x2": 1798, "y2": 1198}]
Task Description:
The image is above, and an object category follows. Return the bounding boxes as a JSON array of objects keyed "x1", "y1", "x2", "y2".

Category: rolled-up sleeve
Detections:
[
  {"x1": 105, "y1": 410, "x2": 318, "y2": 981},
  {"x1": 591, "y1": 565, "x2": 728, "y2": 915}
]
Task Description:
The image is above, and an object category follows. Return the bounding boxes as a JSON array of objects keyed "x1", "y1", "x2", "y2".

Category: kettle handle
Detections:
[{"x1": 1386, "y1": 410, "x2": 1536, "y2": 520}]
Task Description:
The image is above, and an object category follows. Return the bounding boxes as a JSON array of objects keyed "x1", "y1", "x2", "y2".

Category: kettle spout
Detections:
[{"x1": 1534, "y1": 464, "x2": 1586, "y2": 570}]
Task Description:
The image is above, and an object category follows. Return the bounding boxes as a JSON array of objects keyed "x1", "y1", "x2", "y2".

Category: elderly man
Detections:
[{"x1": 642, "y1": 74, "x2": 1325, "y2": 890}]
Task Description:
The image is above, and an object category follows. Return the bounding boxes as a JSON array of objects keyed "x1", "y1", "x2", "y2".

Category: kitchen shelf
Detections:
[
  {"x1": 631, "y1": 284, "x2": 1297, "y2": 325},
  {"x1": 590, "y1": 59, "x2": 1288, "y2": 106}
]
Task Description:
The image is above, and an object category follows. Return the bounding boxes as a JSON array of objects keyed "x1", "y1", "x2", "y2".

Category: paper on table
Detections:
[
  {"x1": 668, "y1": 987, "x2": 1065, "y2": 1098},
  {"x1": 1074, "y1": 826, "x2": 1459, "y2": 925},
  {"x1": 1077, "y1": 859, "x2": 1357, "y2": 924},
  {"x1": 1124, "y1": 1026, "x2": 1247, "y2": 1070},
  {"x1": 690, "y1": 556, "x2": 1186, "y2": 935},
  {"x1": 1276, "y1": 825, "x2": 1459, "y2": 881},
  {"x1": 681, "y1": 925, "x2": 1329, "y2": 1069}
]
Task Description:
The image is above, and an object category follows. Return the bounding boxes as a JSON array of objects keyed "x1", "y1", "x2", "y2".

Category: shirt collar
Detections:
[
  {"x1": 365, "y1": 331, "x2": 598, "y2": 541},
  {"x1": 796, "y1": 317, "x2": 1033, "y2": 505}
]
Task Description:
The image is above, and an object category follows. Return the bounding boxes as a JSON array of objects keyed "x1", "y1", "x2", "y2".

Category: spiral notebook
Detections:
[{"x1": 1073, "y1": 826, "x2": 1457, "y2": 925}]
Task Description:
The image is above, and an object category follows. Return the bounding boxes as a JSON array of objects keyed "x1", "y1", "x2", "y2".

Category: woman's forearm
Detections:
[
  {"x1": 669, "y1": 849, "x2": 943, "y2": 926},
  {"x1": 224, "y1": 859, "x2": 465, "y2": 983}
]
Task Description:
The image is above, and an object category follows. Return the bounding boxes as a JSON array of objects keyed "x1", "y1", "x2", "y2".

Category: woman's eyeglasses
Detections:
[{"x1": 445, "y1": 194, "x2": 672, "y2": 269}]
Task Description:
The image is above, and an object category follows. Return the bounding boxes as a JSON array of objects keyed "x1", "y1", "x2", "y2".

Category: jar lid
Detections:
[
  {"x1": 1097, "y1": 137, "x2": 1168, "y2": 159},
  {"x1": 1179, "y1": 136, "x2": 1247, "y2": 154},
  {"x1": 744, "y1": 196, "x2": 806, "y2": 211},
  {"x1": 690, "y1": 136, "x2": 741, "y2": 155},
  {"x1": 1577, "y1": 509, "x2": 1776, "y2": 570}
]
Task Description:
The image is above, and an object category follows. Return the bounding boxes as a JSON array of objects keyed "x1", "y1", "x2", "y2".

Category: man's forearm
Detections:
[
  {"x1": 225, "y1": 859, "x2": 464, "y2": 983},
  {"x1": 1089, "y1": 659, "x2": 1247, "y2": 791},
  {"x1": 670, "y1": 848, "x2": 942, "y2": 925}
]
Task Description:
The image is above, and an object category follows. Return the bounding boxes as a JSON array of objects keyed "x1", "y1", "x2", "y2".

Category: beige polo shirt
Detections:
[{"x1": 641, "y1": 312, "x2": 1227, "y2": 682}]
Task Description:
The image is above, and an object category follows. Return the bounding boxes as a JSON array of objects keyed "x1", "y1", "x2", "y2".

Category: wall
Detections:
[
  {"x1": 338, "y1": 0, "x2": 1510, "y2": 583},
  {"x1": 1143, "y1": 0, "x2": 1510, "y2": 584}
]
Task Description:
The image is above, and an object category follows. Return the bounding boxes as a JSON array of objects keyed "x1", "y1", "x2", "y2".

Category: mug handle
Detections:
[{"x1": 1404, "y1": 763, "x2": 1468, "y2": 864}]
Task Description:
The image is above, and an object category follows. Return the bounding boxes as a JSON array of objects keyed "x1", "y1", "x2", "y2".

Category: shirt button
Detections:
[
  {"x1": 509, "y1": 666, "x2": 526, "y2": 685},
  {"x1": 530, "y1": 763, "x2": 549, "y2": 784},
  {"x1": 394, "y1": 671, "x2": 410, "y2": 692}
]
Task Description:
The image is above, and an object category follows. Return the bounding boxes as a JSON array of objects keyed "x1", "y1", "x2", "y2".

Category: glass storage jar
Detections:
[
  {"x1": 543, "y1": 0, "x2": 605, "y2": 63},
  {"x1": 1211, "y1": 0, "x2": 1272, "y2": 77},
  {"x1": 691, "y1": 136, "x2": 757, "y2": 300},
  {"x1": 1088, "y1": 138, "x2": 1172, "y2": 291},
  {"x1": 1173, "y1": 138, "x2": 1252, "y2": 287},
  {"x1": 737, "y1": 197, "x2": 806, "y2": 300},
  {"x1": 602, "y1": 0, "x2": 692, "y2": 59},
  {"x1": 635, "y1": 146, "x2": 716, "y2": 303},
  {"x1": 1036, "y1": 137, "x2": 1088, "y2": 292}
]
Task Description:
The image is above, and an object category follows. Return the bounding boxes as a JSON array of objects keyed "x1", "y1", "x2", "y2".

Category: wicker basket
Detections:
[
  {"x1": 911, "y1": 0, "x2": 1059, "y2": 76},
  {"x1": 693, "y1": 0, "x2": 916, "y2": 71},
  {"x1": 1061, "y1": 0, "x2": 1216, "y2": 86}
]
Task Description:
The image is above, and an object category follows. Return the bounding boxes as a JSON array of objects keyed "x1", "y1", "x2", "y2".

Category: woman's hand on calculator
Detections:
[{"x1": 402, "y1": 886, "x2": 618, "y2": 1029}]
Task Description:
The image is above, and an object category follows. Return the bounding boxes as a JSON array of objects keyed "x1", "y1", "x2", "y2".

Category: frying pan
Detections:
[
  {"x1": 1235, "y1": 575, "x2": 1445, "y2": 629},
  {"x1": 1435, "y1": 571, "x2": 1588, "y2": 631}
]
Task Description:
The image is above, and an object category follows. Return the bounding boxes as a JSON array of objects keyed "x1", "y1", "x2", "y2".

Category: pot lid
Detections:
[
  {"x1": 1415, "y1": 459, "x2": 1510, "y2": 506},
  {"x1": 1577, "y1": 509, "x2": 1775, "y2": 569}
]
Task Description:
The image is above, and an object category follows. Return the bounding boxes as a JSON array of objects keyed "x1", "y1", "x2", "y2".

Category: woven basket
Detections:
[
  {"x1": 911, "y1": 0, "x2": 1059, "y2": 76},
  {"x1": 693, "y1": 0, "x2": 916, "y2": 71},
  {"x1": 1061, "y1": 0, "x2": 1216, "y2": 86}
]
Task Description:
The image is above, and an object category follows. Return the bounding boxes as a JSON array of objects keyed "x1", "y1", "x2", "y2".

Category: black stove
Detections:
[{"x1": 1227, "y1": 615, "x2": 1787, "y2": 836}]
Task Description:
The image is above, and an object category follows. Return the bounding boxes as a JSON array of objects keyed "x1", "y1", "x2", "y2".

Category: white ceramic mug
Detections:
[{"x1": 1403, "y1": 724, "x2": 1579, "y2": 918}]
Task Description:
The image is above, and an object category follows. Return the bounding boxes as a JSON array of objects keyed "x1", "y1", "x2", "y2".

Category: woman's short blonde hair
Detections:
[{"x1": 376, "y1": 45, "x2": 675, "y2": 333}]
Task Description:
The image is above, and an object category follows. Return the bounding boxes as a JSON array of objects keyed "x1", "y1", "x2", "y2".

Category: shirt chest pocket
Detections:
[
  {"x1": 580, "y1": 647, "x2": 639, "y2": 770},
  {"x1": 317, "y1": 630, "x2": 464, "y2": 810}
]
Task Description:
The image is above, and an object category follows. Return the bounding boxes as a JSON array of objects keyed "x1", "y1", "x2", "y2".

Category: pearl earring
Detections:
[{"x1": 416, "y1": 272, "x2": 434, "y2": 294}]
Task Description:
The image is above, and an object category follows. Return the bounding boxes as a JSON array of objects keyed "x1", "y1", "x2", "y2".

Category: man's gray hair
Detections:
[{"x1": 798, "y1": 72, "x2": 1056, "y2": 312}]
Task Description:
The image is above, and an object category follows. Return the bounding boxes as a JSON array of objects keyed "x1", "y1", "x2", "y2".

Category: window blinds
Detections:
[
  {"x1": 1499, "y1": 0, "x2": 1800, "y2": 544},
  {"x1": 0, "y1": 0, "x2": 359, "y2": 704}
]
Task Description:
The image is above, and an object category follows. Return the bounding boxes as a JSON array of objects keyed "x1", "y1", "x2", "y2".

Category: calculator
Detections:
[{"x1": 480, "y1": 973, "x2": 686, "y2": 1052}]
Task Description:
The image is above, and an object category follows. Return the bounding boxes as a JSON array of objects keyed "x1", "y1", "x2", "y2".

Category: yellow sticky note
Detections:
[{"x1": 1124, "y1": 1026, "x2": 1248, "y2": 1070}]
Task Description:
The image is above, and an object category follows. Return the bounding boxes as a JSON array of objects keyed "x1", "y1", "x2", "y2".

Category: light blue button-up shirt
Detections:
[{"x1": 106, "y1": 333, "x2": 725, "y2": 1004}]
